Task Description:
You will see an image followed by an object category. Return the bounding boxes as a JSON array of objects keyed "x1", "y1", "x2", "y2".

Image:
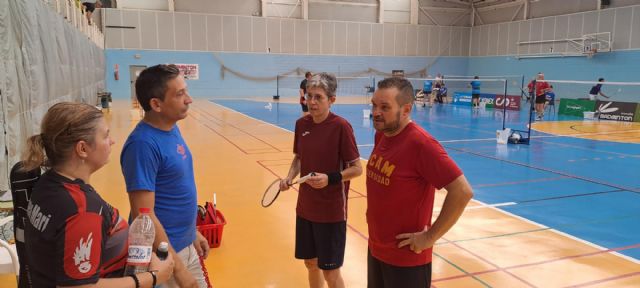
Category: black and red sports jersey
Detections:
[{"x1": 24, "y1": 170, "x2": 128, "y2": 287}]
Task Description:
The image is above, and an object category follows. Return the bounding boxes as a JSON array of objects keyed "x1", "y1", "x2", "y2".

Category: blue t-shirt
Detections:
[
  {"x1": 423, "y1": 81, "x2": 433, "y2": 92},
  {"x1": 120, "y1": 122, "x2": 197, "y2": 252},
  {"x1": 471, "y1": 81, "x2": 481, "y2": 94},
  {"x1": 589, "y1": 84, "x2": 602, "y2": 95}
]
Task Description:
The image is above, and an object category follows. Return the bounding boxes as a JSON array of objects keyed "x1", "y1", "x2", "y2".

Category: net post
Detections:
[
  {"x1": 502, "y1": 79, "x2": 507, "y2": 130},
  {"x1": 273, "y1": 74, "x2": 280, "y2": 100},
  {"x1": 527, "y1": 80, "x2": 535, "y2": 145}
]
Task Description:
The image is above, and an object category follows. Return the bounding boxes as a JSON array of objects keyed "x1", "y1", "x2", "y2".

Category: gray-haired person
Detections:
[{"x1": 281, "y1": 73, "x2": 363, "y2": 288}]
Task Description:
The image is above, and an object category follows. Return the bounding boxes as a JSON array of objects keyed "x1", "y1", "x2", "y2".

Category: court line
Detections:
[
  {"x1": 476, "y1": 198, "x2": 640, "y2": 265},
  {"x1": 192, "y1": 111, "x2": 287, "y2": 155},
  {"x1": 435, "y1": 227, "x2": 551, "y2": 245},
  {"x1": 193, "y1": 109, "x2": 284, "y2": 152},
  {"x1": 197, "y1": 120, "x2": 251, "y2": 154},
  {"x1": 347, "y1": 219, "x2": 497, "y2": 287},
  {"x1": 564, "y1": 271, "x2": 640, "y2": 287},
  {"x1": 207, "y1": 100, "x2": 293, "y2": 134},
  {"x1": 192, "y1": 107, "x2": 284, "y2": 153},
  {"x1": 439, "y1": 237, "x2": 538, "y2": 288},
  {"x1": 461, "y1": 202, "x2": 517, "y2": 210},
  {"x1": 472, "y1": 176, "x2": 568, "y2": 188},
  {"x1": 536, "y1": 139, "x2": 640, "y2": 158},
  {"x1": 346, "y1": 223, "x2": 495, "y2": 288},
  {"x1": 516, "y1": 189, "x2": 624, "y2": 204},
  {"x1": 360, "y1": 129, "x2": 640, "y2": 147},
  {"x1": 432, "y1": 242, "x2": 640, "y2": 284},
  {"x1": 444, "y1": 145, "x2": 640, "y2": 193},
  {"x1": 432, "y1": 252, "x2": 494, "y2": 288}
]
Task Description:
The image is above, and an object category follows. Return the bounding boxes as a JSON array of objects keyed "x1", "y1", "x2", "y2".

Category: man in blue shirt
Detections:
[
  {"x1": 121, "y1": 64, "x2": 209, "y2": 288},
  {"x1": 418, "y1": 80, "x2": 433, "y2": 107},
  {"x1": 470, "y1": 76, "x2": 481, "y2": 108},
  {"x1": 589, "y1": 78, "x2": 609, "y2": 100}
]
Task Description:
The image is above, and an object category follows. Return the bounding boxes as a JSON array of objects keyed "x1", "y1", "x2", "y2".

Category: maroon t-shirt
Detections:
[
  {"x1": 293, "y1": 112, "x2": 360, "y2": 223},
  {"x1": 366, "y1": 122, "x2": 462, "y2": 267}
]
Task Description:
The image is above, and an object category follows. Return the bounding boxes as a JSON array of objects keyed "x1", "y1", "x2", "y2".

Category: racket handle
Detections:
[
  {"x1": 296, "y1": 172, "x2": 315, "y2": 184},
  {"x1": 212, "y1": 193, "x2": 217, "y2": 223}
]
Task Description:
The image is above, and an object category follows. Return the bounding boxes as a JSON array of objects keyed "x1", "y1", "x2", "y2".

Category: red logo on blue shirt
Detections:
[{"x1": 177, "y1": 144, "x2": 187, "y2": 159}]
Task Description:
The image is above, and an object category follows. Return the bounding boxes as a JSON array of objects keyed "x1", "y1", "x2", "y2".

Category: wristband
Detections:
[
  {"x1": 149, "y1": 270, "x2": 157, "y2": 287},
  {"x1": 129, "y1": 274, "x2": 140, "y2": 288},
  {"x1": 327, "y1": 172, "x2": 342, "y2": 185}
]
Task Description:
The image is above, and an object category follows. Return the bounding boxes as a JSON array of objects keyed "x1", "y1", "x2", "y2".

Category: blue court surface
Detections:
[{"x1": 211, "y1": 99, "x2": 640, "y2": 260}]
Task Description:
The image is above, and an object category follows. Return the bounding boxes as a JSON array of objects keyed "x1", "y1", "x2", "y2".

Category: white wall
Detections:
[
  {"x1": 118, "y1": 0, "x2": 170, "y2": 11},
  {"x1": 470, "y1": 5, "x2": 640, "y2": 57},
  {"x1": 104, "y1": 8, "x2": 470, "y2": 57}
]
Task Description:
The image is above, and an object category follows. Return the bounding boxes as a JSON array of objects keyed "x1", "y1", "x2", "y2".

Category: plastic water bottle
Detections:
[
  {"x1": 156, "y1": 241, "x2": 169, "y2": 261},
  {"x1": 124, "y1": 208, "x2": 155, "y2": 276}
]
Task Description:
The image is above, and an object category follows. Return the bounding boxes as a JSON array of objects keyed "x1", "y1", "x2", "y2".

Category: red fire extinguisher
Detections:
[{"x1": 114, "y1": 64, "x2": 119, "y2": 81}]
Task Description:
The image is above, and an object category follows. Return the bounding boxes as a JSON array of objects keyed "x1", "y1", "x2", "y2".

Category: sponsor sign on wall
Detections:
[
  {"x1": 479, "y1": 94, "x2": 495, "y2": 108},
  {"x1": 494, "y1": 95, "x2": 521, "y2": 111},
  {"x1": 452, "y1": 92, "x2": 472, "y2": 106},
  {"x1": 558, "y1": 99, "x2": 595, "y2": 117},
  {"x1": 595, "y1": 100, "x2": 638, "y2": 122},
  {"x1": 452, "y1": 92, "x2": 495, "y2": 108},
  {"x1": 173, "y1": 63, "x2": 199, "y2": 80},
  {"x1": 635, "y1": 104, "x2": 640, "y2": 122}
]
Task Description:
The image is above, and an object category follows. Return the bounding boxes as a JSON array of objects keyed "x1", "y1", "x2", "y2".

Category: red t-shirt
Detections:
[
  {"x1": 366, "y1": 122, "x2": 462, "y2": 267},
  {"x1": 534, "y1": 81, "x2": 550, "y2": 97},
  {"x1": 293, "y1": 113, "x2": 360, "y2": 223}
]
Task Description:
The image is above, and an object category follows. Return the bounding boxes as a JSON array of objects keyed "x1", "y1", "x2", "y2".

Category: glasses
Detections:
[{"x1": 305, "y1": 94, "x2": 328, "y2": 102}]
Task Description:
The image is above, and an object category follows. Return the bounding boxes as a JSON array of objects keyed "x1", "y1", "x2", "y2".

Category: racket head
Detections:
[{"x1": 261, "y1": 179, "x2": 282, "y2": 207}]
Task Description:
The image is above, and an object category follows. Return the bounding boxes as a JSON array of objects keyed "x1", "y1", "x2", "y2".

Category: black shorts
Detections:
[
  {"x1": 295, "y1": 216, "x2": 346, "y2": 270},
  {"x1": 300, "y1": 103, "x2": 309, "y2": 112},
  {"x1": 82, "y1": 2, "x2": 96, "y2": 12},
  {"x1": 368, "y1": 251, "x2": 432, "y2": 288},
  {"x1": 472, "y1": 93, "x2": 480, "y2": 99},
  {"x1": 535, "y1": 95, "x2": 546, "y2": 104}
]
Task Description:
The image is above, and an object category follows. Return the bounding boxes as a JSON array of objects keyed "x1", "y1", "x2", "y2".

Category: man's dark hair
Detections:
[
  {"x1": 377, "y1": 77, "x2": 414, "y2": 106},
  {"x1": 598, "y1": 78, "x2": 605, "y2": 82},
  {"x1": 305, "y1": 71, "x2": 313, "y2": 78},
  {"x1": 135, "y1": 64, "x2": 181, "y2": 112}
]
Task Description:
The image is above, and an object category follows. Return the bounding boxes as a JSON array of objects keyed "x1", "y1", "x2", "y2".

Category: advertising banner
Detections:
[
  {"x1": 452, "y1": 92, "x2": 496, "y2": 108},
  {"x1": 494, "y1": 95, "x2": 521, "y2": 111},
  {"x1": 452, "y1": 92, "x2": 472, "y2": 106},
  {"x1": 595, "y1": 100, "x2": 638, "y2": 122},
  {"x1": 558, "y1": 99, "x2": 595, "y2": 117},
  {"x1": 173, "y1": 63, "x2": 199, "y2": 80}
]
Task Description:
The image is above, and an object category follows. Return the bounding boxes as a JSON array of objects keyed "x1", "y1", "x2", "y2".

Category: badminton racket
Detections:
[{"x1": 261, "y1": 172, "x2": 315, "y2": 207}]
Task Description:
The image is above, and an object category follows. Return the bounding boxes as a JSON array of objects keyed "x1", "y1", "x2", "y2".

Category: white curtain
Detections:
[{"x1": 0, "y1": 0, "x2": 105, "y2": 193}]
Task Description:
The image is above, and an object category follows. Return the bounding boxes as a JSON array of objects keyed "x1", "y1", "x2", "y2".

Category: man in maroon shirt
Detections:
[
  {"x1": 367, "y1": 77, "x2": 473, "y2": 288},
  {"x1": 281, "y1": 72, "x2": 363, "y2": 288}
]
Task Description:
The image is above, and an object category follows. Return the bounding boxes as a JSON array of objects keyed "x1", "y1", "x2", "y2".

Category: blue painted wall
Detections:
[
  {"x1": 467, "y1": 50, "x2": 640, "y2": 102},
  {"x1": 105, "y1": 49, "x2": 640, "y2": 102},
  {"x1": 105, "y1": 50, "x2": 468, "y2": 99}
]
